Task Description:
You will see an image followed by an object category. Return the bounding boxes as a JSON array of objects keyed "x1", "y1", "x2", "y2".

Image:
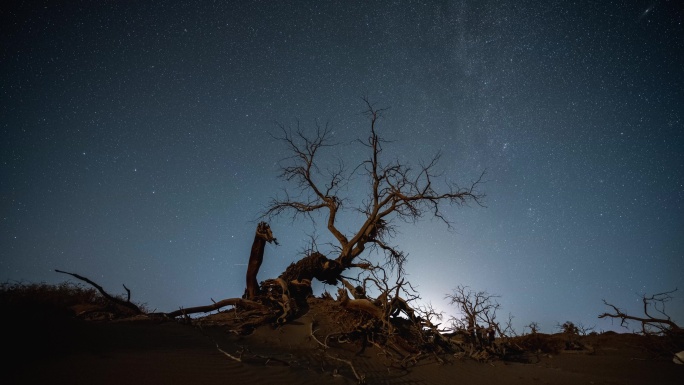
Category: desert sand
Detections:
[{"x1": 5, "y1": 299, "x2": 682, "y2": 385}]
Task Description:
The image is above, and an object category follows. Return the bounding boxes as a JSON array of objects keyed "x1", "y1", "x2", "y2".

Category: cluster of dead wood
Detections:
[{"x1": 55, "y1": 263, "x2": 519, "y2": 368}]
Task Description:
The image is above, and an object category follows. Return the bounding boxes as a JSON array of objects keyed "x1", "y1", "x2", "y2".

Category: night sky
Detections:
[{"x1": 2, "y1": 1, "x2": 683, "y2": 333}]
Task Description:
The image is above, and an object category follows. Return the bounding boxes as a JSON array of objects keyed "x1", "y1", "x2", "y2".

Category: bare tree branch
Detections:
[
  {"x1": 55, "y1": 269, "x2": 143, "y2": 315},
  {"x1": 598, "y1": 289, "x2": 681, "y2": 335},
  {"x1": 264, "y1": 98, "x2": 485, "y2": 278}
]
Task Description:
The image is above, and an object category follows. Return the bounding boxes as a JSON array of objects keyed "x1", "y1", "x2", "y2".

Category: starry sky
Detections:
[{"x1": 2, "y1": 1, "x2": 683, "y2": 333}]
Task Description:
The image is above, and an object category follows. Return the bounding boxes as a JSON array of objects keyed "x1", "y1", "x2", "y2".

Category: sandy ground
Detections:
[{"x1": 5, "y1": 306, "x2": 682, "y2": 385}]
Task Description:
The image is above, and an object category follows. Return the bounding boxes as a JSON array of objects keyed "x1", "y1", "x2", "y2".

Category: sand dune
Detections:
[{"x1": 6, "y1": 303, "x2": 682, "y2": 385}]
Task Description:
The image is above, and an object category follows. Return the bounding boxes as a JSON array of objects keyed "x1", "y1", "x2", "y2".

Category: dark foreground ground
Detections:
[{"x1": 5, "y1": 308, "x2": 683, "y2": 385}]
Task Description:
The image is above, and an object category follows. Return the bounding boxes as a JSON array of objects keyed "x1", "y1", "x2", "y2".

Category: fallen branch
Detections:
[
  {"x1": 215, "y1": 343, "x2": 242, "y2": 362},
  {"x1": 55, "y1": 269, "x2": 143, "y2": 315},
  {"x1": 166, "y1": 298, "x2": 269, "y2": 318},
  {"x1": 214, "y1": 341, "x2": 291, "y2": 366},
  {"x1": 599, "y1": 289, "x2": 681, "y2": 335},
  {"x1": 310, "y1": 320, "x2": 328, "y2": 349},
  {"x1": 326, "y1": 354, "x2": 365, "y2": 384}
]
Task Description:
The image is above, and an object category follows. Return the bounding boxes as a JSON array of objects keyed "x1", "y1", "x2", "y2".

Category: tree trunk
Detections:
[
  {"x1": 279, "y1": 252, "x2": 343, "y2": 286},
  {"x1": 245, "y1": 235, "x2": 265, "y2": 300}
]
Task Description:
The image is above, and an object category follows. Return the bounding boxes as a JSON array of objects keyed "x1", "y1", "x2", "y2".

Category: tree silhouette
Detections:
[
  {"x1": 266, "y1": 97, "x2": 485, "y2": 290},
  {"x1": 51, "y1": 99, "x2": 488, "y2": 362}
]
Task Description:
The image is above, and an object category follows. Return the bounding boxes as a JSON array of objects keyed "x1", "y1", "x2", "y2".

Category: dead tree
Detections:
[
  {"x1": 244, "y1": 221, "x2": 278, "y2": 300},
  {"x1": 523, "y1": 322, "x2": 540, "y2": 335},
  {"x1": 265, "y1": 97, "x2": 484, "y2": 293},
  {"x1": 162, "y1": 99, "x2": 484, "y2": 345},
  {"x1": 599, "y1": 289, "x2": 682, "y2": 335},
  {"x1": 445, "y1": 285, "x2": 503, "y2": 343}
]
